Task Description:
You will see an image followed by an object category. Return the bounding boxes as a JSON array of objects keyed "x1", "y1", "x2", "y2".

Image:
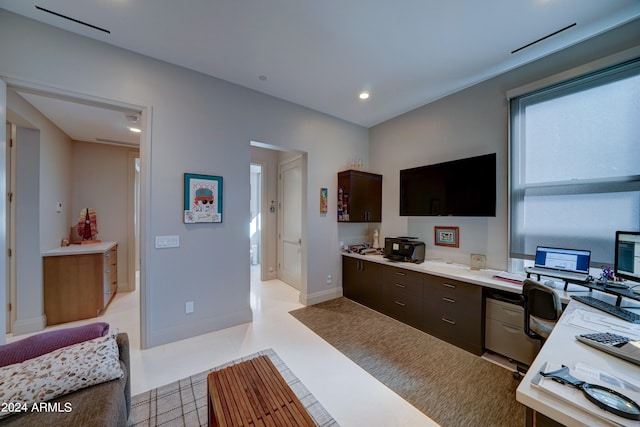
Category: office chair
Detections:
[{"x1": 514, "y1": 278, "x2": 563, "y2": 379}]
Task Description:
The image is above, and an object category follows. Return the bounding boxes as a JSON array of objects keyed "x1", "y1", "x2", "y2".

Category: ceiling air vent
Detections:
[
  {"x1": 511, "y1": 23, "x2": 576, "y2": 54},
  {"x1": 35, "y1": 5, "x2": 111, "y2": 34}
]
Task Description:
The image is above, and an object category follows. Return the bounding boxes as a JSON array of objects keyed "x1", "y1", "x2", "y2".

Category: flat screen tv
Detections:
[{"x1": 399, "y1": 153, "x2": 496, "y2": 216}]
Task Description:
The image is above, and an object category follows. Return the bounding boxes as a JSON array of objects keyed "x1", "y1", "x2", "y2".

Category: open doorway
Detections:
[
  {"x1": 250, "y1": 163, "x2": 262, "y2": 281},
  {"x1": 3, "y1": 83, "x2": 144, "y2": 341},
  {"x1": 250, "y1": 143, "x2": 307, "y2": 294}
]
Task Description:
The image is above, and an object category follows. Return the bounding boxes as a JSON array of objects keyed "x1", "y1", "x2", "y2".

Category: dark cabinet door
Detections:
[
  {"x1": 342, "y1": 257, "x2": 383, "y2": 310},
  {"x1": 338, "y1": 170, "x2": 382, "y2": 222}
]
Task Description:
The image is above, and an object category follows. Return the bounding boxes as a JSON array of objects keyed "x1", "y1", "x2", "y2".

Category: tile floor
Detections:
[{"x1": 9, "y1": 265, "x2": 438, "y2": 427}]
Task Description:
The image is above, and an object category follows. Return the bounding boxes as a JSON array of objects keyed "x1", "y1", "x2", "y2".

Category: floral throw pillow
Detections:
[{"x1": 0, "y1": 334, "x2": 123, "y2": 418}]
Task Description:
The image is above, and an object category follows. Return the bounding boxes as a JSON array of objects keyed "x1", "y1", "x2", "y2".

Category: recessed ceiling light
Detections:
[
  {"x1": 259, "y1": 75, "x2": 267, "y2": 81},
  {"x1": 359, "y1": 92, "x2": 370, "y2": 100},
  {"x1": 128, "y1": 127, "x2": 141, "y2": 133}
]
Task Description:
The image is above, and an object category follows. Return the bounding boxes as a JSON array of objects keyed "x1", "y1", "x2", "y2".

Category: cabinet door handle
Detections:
[
  {"x1": 442, "y1": 283, "x2": 456, "y2": 289},
  {"x1": 105, "y1": 253, "x2": 111, "y2": 257},
  {"x1": 394, "y1": 301, "x2": 406, "y2": 307},
  {"x1": 441, "y1": 317, "x2": 456, "y2": 325},
  {"x1": 442, "y1": 297, "x2": 456, "y2": 303},
  {"x1": 394, "y1": 283, "x2": 406, "y2": 288},
  {"x1": 105, "y1": 269, "x2": 111, "y2": 273},
  {"x1": 394, "y1": 271, "x2": 406, "y2": 276}
]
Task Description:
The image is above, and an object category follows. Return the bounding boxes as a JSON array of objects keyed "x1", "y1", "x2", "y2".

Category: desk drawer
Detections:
[
  {"x1": 485, "y1": 318, "x2": 540, "y2": 365},
  {"x1": 486, "y1": 298, "x2": 524, "y2": 328},
  {"x1": 383, "y1": 267, "x2": 423, "y2": 297}
]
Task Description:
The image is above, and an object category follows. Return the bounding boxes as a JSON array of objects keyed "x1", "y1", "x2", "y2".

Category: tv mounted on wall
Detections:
[{"x1": 399, "y1": 153, "x2": 496, "y2": 217}]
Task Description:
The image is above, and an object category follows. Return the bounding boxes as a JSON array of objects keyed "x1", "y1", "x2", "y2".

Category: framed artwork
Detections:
[
  {"x1": 434, "y1": 226, "x2": 459, "y2": 248},
  {"x1": 320, "y1": 188, "x2": 328, "y2": 214},
  {"x1": 184, "y1": 173, "x2": 223, "y2": 223}
]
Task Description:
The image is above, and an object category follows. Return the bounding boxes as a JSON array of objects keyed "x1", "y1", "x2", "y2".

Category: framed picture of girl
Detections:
[{"x1": 184, "y1": 173, "x2": 223, "y2": 223}]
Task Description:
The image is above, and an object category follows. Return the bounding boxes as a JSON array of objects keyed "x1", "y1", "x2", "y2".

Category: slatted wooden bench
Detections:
[{"x1": 207, "y1": 355, "x2": 316, "y2": 427}]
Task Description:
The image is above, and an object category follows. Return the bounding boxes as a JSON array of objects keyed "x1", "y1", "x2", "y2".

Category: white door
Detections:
[{"x1": 278, "y1": 157, "x2": 302, "y2": 289}]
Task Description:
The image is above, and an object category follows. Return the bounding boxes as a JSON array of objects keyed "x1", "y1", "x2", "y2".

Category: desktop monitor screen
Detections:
[{"x1": 615, "y1": 231, "x2": 640, "y2": 283}]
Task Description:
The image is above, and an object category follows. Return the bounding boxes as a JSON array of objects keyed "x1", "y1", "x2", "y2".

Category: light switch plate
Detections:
[{"x1": 155, "y1": 235, "x2": 180, "y2": 248}]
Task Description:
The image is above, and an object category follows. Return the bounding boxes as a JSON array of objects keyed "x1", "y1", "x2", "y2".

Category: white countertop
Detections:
[
  {"x1": 516, "y1": 297, "x2": 640, "y2": 426},
  {"x1": 342, "y1": 252, "x2": 581, "y2": 302},
  {"x1": 42, "y1": 241, "x2": 117, "y2": 257}
]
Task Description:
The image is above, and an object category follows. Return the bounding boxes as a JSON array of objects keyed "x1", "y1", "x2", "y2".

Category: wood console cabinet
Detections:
[
  {"x1": 43, "y1": 242, "x2": 118, "y2": 325},
  {"x1": 338, "y1": 170, "x2": 382, "y2": 222},
  {"x1": 342, "y1": 256, "x2": 383, "y2": 311}
]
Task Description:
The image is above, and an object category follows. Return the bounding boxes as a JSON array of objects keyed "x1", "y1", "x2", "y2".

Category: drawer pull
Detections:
[
  {"x1": 105, "y1": 269, "x2": 111, "y2": 273},
  {"x1": 442, "y1": 283, "x2": 456, "y2": 289},
  {"x1": 394, "y1": 271, "x2": 407, "y2": 276},
  {"x1": 441, "y1": 317, "x2": 456, "y2": 325},
  {"x1": 395, "y1": 301, "x2": 406, "y2": 307},
  {"x1": 442, "y1": 297, "x2": 456, "y2": 303},
  {"x1": 105, "y1": 253, "x2": 111, "y2": 257},
  {"x1": 394, "y1": 283, "x2": 406, "y2": 288}
]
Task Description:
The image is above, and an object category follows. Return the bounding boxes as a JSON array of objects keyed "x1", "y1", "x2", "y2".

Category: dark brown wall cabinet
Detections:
[{"x1": 338, "y1": 170, "x2": 382, "y2": 222}]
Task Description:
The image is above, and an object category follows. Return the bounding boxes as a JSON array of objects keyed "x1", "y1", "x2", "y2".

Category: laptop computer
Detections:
[{"x1": 525, "y1": 246, "x2": 592, "y2": 282}]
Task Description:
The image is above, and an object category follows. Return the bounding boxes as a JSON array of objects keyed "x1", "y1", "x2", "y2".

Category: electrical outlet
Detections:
[
  {"x1": 185, "y1": 301, "x2": 194, "y2": 314},
  {"x1": 327, "y1": 274, "x2": 333, "y2": 284}
]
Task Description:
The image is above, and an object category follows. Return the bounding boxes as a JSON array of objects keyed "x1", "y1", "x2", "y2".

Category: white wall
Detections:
[
  {"x1": 370, "y1": 18, "x2": 640, "y2": 271},
  {"x1": 0, "y1": 10, "x2": 369, "y2": 347},
  {"x1": 72, "y1": 141, "x2": 137, "y2": 290}
]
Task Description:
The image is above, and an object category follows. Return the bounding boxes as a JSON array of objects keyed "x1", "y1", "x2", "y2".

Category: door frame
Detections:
[{"x1": 0, "y1": 76, "x2": 150, "y2": 346}]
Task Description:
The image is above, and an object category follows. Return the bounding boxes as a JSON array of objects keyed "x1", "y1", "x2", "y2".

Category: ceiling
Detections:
[{"x1": 2, "y1": 1, "x2": 640, "y2": 143}]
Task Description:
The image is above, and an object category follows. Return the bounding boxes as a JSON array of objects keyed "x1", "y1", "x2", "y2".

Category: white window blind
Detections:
[{"x1": 510, "y1": 58, "x2": 640, "y2": 265}]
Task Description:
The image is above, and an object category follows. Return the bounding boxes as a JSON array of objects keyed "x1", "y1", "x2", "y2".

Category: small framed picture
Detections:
[
  {"x1": 320, "y1": 188, "x2": 328, "y2": 214},
  {"x1": 184, "y1": 173, "x2": 223, "y2": 223},
  {"x1": 434, "y1": 226, "x2": 459, "y2": 248},
  {"x1": 470, "y1": 253, "x2": 486, "y2": 270}
]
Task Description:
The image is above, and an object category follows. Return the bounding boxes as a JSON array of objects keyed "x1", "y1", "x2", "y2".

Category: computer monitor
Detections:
[{"x1": 615, "y1": 231, "x2": 640, "y2": 284}]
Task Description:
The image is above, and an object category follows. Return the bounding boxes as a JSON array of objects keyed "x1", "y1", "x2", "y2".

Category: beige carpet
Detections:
[
  {"x1": 127, "y1": 348, "x2": 339, "y2": 427},
  {"x1": 290, "y1": 297, "x2": 524, "y2": 427}
]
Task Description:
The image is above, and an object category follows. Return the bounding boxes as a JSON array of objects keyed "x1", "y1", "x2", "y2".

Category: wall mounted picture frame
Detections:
[
  {"x1": 434, "y1": 226, "x2": 459, "y2": 247},
  {"x1": 320, "y1": 188, "x2": 328, "y2": 214},
  {"x1": 184, "y1": 173, "x2": 223, "y2": 223}
]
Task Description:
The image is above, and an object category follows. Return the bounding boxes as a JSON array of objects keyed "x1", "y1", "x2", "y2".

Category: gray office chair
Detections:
[
  {"x1": 514, "y1": 278, "x2": 563, "y2": 379},
  {"x1": 523, "y1": 278, "x2": 563, "y2": 340}
]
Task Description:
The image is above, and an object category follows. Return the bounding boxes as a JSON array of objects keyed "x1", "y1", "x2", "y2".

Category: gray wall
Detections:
[
  {"x1": 370, "y1": 18, "x2": 640, "y2": 271},
  {"x1": 0, "y1": 10, "x2": 368, "y2": 348}
]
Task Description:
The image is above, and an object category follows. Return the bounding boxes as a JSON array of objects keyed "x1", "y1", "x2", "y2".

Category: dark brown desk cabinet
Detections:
[
  {"x1": 382, "y1": 266, "x2": 424, "y2": 328},
  {"x1": 342, "y1": 256, "x2": 383, "y2": 310},
  {"x1": 423, "y1": 274, "x2": 484, "y2": 355},
  {"x1": 338, "y1": 170, "x2": 382, "y2": 222}
]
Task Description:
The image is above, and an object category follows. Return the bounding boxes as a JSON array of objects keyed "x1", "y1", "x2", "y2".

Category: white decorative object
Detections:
[{"x1": 373, "y1": 229, "x2": 380, "y2": 248}]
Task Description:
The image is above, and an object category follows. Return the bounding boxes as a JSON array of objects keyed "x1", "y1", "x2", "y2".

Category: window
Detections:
[{"x1": 510, "y1": 58, "x2": 640, "y2": 266}]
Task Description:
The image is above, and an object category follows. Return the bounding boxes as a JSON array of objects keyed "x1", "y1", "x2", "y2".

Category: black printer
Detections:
[{"x1": 383, "y1": 237, "x2": 425, "y2": 263}]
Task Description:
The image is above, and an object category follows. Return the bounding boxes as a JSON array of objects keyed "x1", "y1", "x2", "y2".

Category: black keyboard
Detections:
[{"x1": 571, "y1": 295, "x2": 640, "y2": 323}]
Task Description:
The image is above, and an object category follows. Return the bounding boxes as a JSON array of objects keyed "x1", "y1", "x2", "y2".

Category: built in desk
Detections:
[
  {"x1": 42, "y1": 241, "x2": 118, "y2": 325},
  {"x1": 516, "y1": 294, "x2": 640, "y2": 426}
]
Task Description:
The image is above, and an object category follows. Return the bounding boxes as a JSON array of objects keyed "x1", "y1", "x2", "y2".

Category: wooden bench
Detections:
[{"x1": 207, "y1": 355, "x2": 316, "y2": 427}]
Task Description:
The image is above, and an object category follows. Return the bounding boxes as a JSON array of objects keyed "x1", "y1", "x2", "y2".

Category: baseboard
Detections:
[
  {"x1": 299, "y1": 287, "x2": 343, "y2": 306},
  {"x1": 12, "y1": 314, "x2": 47, "y2": 336},
  {"x1": 146, "y1": 307, "x2": 253, "y2": 348}
]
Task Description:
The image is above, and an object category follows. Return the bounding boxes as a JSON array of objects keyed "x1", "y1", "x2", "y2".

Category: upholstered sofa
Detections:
[{"x1": 0, "y1": 323, "x2": 130, "y2": 427}]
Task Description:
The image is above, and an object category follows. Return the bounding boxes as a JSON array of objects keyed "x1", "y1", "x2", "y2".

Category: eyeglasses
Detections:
[{"x1": 199, "y1": 200, "x2": 213, "y2": 205}]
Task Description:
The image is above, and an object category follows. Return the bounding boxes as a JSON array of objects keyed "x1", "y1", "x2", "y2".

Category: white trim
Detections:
[
  {"x1": 299, "y1": 288, "x2": 343, "y2": 306},
  {"x1": 12, "y1": 315, "x2": 47, "y2": 335},
  {"x1": 506, "y1": 46, "x2": 640, "y2": 100}
]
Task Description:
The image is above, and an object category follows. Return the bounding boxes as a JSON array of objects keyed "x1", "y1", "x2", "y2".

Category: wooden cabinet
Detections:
[
  {"x1": 423, "y1": 274, "x2": 484, "y2": 355},
  {"x1": 43, "y1": 242, "x2": 118, "y2": 326},
  {"x1": 342, "y1": 256, "x2": 383, "y2": 310},
  {"x1": 382, "y1": 266, "x2": 423, "y2": 328},
  {"x1": 338, "y1": 170, "x2": 382, "y2": 222}
]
